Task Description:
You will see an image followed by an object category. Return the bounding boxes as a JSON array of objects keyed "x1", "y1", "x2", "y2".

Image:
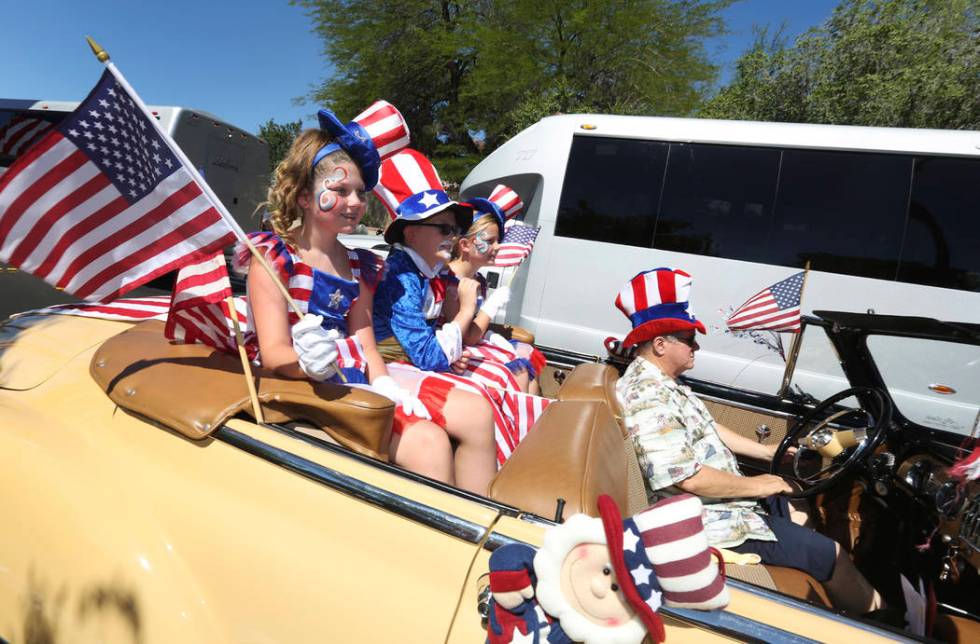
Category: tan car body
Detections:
[{"x1": 0, "y1": 314, "x2": 904, "y2": 642}]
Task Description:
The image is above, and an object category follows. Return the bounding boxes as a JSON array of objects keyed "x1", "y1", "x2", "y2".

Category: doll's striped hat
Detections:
[
  {"x1": 615, "y1": 267, "x2": 705, "y2": 348},
  {"x1": 460, "y1": 183, "x2": 523, "y2": 237},
  {"x1": 313, "y1": 100, "x2": 410, "y2": 190}
]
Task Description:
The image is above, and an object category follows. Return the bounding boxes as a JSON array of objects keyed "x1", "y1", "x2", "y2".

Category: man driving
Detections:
[{"x1": 613, "y1": 267, "x2": 882, "y2": 614}]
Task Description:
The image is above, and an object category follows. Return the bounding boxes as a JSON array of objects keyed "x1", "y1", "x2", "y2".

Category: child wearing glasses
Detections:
[{"x1": 240, "y1": 104, "x2": 493, "y2": 495}]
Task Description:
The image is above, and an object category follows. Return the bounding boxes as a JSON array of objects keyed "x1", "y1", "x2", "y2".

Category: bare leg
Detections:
[
  {"x1": 389, "y1": 420, "x2": 454, "y2": 484},
  {"x1": 440, "y1": 388, "x2": 496, "y2": 495},
  {"x1": 822, "y1": 544, "x2": 884, "y2": 614},
  {"x1": 512, "y1": 367, "x2": 530, "y2": 393},
  {"x1": 515, "y1": 342, "x2": 541, "y2": 395}
]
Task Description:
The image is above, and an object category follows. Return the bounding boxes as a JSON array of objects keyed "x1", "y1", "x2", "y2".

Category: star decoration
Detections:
[
  {"x1": 328, "y1": 288, "x2": 344, "y2": 309},
  {"x1": 646, "y1": 589, "x2": 663, "y2": 613},
  {"x1": 623, "y1": 527, "x2": 640, "y2": 552},
  {"x1": 631, "y1": 564, "x2": 653, "y2": 587},
  {"x1": 418, "y1": 191, "x2": 441, "y2": 209}
]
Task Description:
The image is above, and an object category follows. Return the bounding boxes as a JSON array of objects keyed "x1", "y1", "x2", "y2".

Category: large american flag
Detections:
[
  {"x1": 493, "y1": 222, "x2": 540, "y2": 268},
  {"x1": 0, "y1": 70, "x2": 234, "y2": 302},
  {"x1": 726, "y1": 271, "x2": 806, "y2": 332}
]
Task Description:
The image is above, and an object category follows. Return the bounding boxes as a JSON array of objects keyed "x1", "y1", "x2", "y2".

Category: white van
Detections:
[
  {"x1": 0, "y1": 99, "x2": 269, "y2": 317},
  {"x1": 460, "y1": 114, "x2": 980, "y2": 435}
]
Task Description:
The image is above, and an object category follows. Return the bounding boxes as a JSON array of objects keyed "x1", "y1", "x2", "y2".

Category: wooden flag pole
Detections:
[
  {"x1": 85, "y1": 36, "x2": 346, "y2": 383},
  {"x1": 777, "y1": 261, "x2": 812, "y2": 399},
  {"x1": 227, "y1": 296, "x2": 264, "y2": 424}
]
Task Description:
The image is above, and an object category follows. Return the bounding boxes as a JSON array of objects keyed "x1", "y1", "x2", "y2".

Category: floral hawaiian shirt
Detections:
[{"x1": 616, "y1": 357, "x2": 776, "y2": 548}]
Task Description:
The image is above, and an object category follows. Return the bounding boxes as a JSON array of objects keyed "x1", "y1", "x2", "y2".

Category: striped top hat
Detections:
[
  {"x1": 375, "y1": 148, "x2": 473, "y2": 245},
  {"x1": 615, "y1": 267, "x2": 705, "y2": 348},
  {"x1": 313, "y1": 100, "x2": 410, "y2": 191},
  {"x1": 461, "y1": 183, "x2": 523, "y2": 237}
]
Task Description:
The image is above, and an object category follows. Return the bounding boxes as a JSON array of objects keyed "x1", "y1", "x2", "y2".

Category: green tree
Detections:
[
  {"x1": 258, "y1": 118, "x2": 303, "y2": 171},
  {"x1": 701, "y1": 0, "x2": 980, "y2": 129},
  {"x1": 295, "y1": 0, "x2": 730, "y2": 182}
]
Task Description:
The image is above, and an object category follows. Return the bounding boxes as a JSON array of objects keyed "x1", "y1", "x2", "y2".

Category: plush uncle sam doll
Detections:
[{"x1": 486, "y1": 494, "x2": 728, "y2": 644}]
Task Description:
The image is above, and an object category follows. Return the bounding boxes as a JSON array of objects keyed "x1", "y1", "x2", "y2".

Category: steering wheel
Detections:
[{"x1": 771, "y1": 386, "x2": 892, "y2": 498}]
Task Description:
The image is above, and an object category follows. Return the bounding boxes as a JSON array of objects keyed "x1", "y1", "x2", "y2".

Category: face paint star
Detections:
[
  {"x1": 418, "y1": 191, "x2": 441, "y2": 209},
  {"x1": 328, "y1": 288, "x2": 344, "y2": 309},
  {"x1": 623, "y1": 527, "x2": 641, "y2": 553},
  {"x1": 631, "y1": 563, "x2": 653, "y2": 587}
]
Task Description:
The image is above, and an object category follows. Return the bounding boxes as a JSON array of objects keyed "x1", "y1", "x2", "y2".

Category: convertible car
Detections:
[{"x1": 0, "y1": 303, "x2": 977, "y2": 642}]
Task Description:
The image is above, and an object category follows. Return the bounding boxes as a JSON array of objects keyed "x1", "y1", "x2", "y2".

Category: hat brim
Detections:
[
  {"x1": 383, "y1": 202, "x2": 473, "y2": 245},
  {"x1": 622, "y1": 318, "x2": 706, "y2": 349}
]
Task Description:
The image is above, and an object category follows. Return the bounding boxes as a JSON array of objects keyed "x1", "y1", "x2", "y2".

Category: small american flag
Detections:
[
  {"x1": 0, "y1": 114, "x2": 55, "y2": 158},
  {"x1": 0, "y1": 70, "x2": 234, "y2": 302},
  {"x1": 164, "y1": 252, "x2": 247, "y2": 354},
  {"x1": 493, "y1": 222, "x2": 540, "y2": 268},
  {"x1": 726, "y1": 271, "x2": 805, "y2": 332}
]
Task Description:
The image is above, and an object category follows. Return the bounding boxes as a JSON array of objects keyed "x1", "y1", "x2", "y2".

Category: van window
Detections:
[
  {"x1": 654, "y1": 143, "x2": 780, "y2": 260},
  {"x1": 554, "y1": 136, "x2": 667, "y2": 247},
  {"x1": 898, "y1": 157, "x2": 980, "y2": 292},
  {"x1": 767, "y1": 149, "x2": 911, "y2": 280}
]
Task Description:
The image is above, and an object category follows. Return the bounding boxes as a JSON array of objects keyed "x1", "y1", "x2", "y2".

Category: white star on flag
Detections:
[
  {"x1": 631, "y1": 564, "x2": 653, "y2": 586},
  {"x1": 646, "y1": 589, "x2": 663, "y2": 612},
  {"x1": 623, "y1": 527, "x2": 640, "y2": 552},
  {"x1": 418, "y1": 191, "x2": 441, "y2": 208}
]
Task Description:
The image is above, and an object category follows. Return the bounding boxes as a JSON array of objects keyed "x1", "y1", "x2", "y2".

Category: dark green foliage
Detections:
[
  {"x1": 258, "y1": 118, "x2": 304, "y2": 171},
  {"x1": 294, "y1": 0, "x2": 730, "y2": 183},
  {"x1": 701, "y1": 0, "x2": 980, "y2": 129}
]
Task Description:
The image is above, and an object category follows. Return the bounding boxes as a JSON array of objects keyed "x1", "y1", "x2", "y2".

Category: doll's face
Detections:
[{"x1": 559, "y1": 543, "x2": 633, "y2": 627}]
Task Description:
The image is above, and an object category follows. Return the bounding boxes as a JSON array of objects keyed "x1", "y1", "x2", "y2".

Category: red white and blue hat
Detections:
[
  {"x1": 375, "y1": 148, "x2": 473, "y2": 244},
  {"x1": 460, "y1": 183, "x2": 523, "y2": 237},
  {"x1": 313, "y1": 100, "x2": 410, "y2": 191},
  {"x1": 615, "y1": 267, "x2": 706, "y2": 348}
]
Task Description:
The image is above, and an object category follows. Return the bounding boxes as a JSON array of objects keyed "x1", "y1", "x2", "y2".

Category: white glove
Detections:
[
  {"x1": 371, "y1": 376, "x2": 432, "y2": 420},
  {"x1": 435, "y1": 321, "x2": 463, "y2": 363},
  {"x1": 290, "y1": 313, "x2": 341, "y2": 381},
  {"x1": 480, "y1": 286, "x2": 511, "y2": 319},
  {"x1": 485, "y1": 331, "x2": 514, "y2": 352}
]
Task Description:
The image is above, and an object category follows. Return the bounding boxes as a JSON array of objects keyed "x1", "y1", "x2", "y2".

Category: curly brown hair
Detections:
[{"x1": 264, "y1": 129, "x2": 355, "y2": 239}]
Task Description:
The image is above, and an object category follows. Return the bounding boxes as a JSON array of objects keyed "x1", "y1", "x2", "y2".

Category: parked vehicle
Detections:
[
  {"x1": 459, "y1": 114, "x2": 980, "y2": 434},
  {"x1": 0, "y1": 99, "x2": 269, "y2": 318},
  {"x1": 1, "y1": 293, "x2": 977, "y2": 640}
]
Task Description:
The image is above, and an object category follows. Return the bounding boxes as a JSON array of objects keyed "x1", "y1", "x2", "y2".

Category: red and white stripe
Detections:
[
  {"x1": 165, "y1": 252, "x2": 245, "y2": 354},
  {"x1": 25, "y1": 294, "x2": 171, "y2": 321},
  {"x1": 373, "y1": 148, "x2": 447, "y2": 221},
  {"x1": 0, "y1": 115, "x2": 54, "y2": 157},
  {"x1": 488, "y1": 184, "x2": 523, "y2": 220},
  {"x1": 463, "y1": 339, "x2": 520, "y2": 365},
  {"x1": 0, "y1": 131, "x2": 234, "y2": 302},
  {"x1": 634, "y1": 494, "x2": 729, "y2": 610},
  {"x1": 726, "y1": 290, "x2": 799, "y2": 331},
  {"x1": 353, "y1": 100, "x2": 411, "y2": 160},
  {"x1": 615, "y1": 268, "x2": 693, "y2": 319}
]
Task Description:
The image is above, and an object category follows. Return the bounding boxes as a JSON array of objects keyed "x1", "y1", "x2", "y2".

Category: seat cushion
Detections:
[
  {"x1": 488, "y1": 400, "x2": 629, "y2": 519},
  {"x1": 90, "y1": 320, "x2": 394, "y2": 460}
]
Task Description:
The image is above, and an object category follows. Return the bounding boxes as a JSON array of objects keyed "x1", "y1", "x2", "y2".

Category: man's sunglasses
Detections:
[
  {"x1": 666, "y1": 333, "x2": 698, "y2": 348},
  {"x1": 409, "y1": 222, "x2": 463, "y2": 237}
]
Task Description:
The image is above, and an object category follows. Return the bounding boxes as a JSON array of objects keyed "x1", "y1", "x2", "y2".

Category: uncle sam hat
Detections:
[
  {"x1": 459, "y1": 183, "x2": 523, "y2": 238},
  {"x1": 313, "y1": 100, "x2": 410, "y2": 190},
  {"x1": 375, "y1": 148, "x2": 473, "y2": 245},
  {"x1": 615, "y1": 267, "x2": 706, "y2": 348}
]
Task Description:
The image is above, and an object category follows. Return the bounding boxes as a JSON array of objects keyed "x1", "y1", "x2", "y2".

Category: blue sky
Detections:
[{"x1": 4, "y1": 1, "x2": 839, "y2": 135}]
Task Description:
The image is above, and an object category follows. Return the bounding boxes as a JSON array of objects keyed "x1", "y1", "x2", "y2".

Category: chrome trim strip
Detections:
[{"x1": 215, "y1": 427, "x2": 488, "y2": 544}]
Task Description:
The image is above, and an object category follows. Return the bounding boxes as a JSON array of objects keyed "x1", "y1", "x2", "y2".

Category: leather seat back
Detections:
[
  {"x1": 556, "y1": 363, "x2": 624, "y2": 425},
  {"x1": 488, "y1": 400, "x2": 629, "y2": 519}
]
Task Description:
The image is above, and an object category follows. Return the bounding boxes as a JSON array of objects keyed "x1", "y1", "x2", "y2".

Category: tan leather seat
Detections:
[
  {"x1": 547, "y1": 363, "x2": 835, "y2": 608},
  {"x1": 90, "y1": 320, "x2": 394, "y2": 460}
]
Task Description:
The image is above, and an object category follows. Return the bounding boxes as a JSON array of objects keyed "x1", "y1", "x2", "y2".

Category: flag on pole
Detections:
[
  {"x1": 164, "y1": 251, "x2": 246, "y2": 355},
  {"x1": 24, "y1": 294, "x2": 171, "y2": 321},
  {"x1": 493, "y1": 222, "x2": 540, "y2": 268},
  {"x1": 0, "y1": 70, "x2": 235, "y2": 302},
  {"x1": 726, "y1": 271, "x2": 806, "y2": 332}
]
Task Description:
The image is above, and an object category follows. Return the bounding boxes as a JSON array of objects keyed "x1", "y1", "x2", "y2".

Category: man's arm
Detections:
[
  {"x1": 676, "y1": 464, "x2": 792, "y2": 498},
  {"x1": 715, "y1": 423, "x2": 778, "y2": 461}
]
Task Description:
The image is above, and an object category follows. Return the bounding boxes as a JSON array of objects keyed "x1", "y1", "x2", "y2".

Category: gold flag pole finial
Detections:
[{"x1": 86, "y1": 36, "x2": 110, "y2": 62}]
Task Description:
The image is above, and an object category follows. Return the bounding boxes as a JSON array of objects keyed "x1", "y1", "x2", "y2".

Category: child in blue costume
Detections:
[{"x1": 243, "y1": 104, "x2": 492, "y2": 493}]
